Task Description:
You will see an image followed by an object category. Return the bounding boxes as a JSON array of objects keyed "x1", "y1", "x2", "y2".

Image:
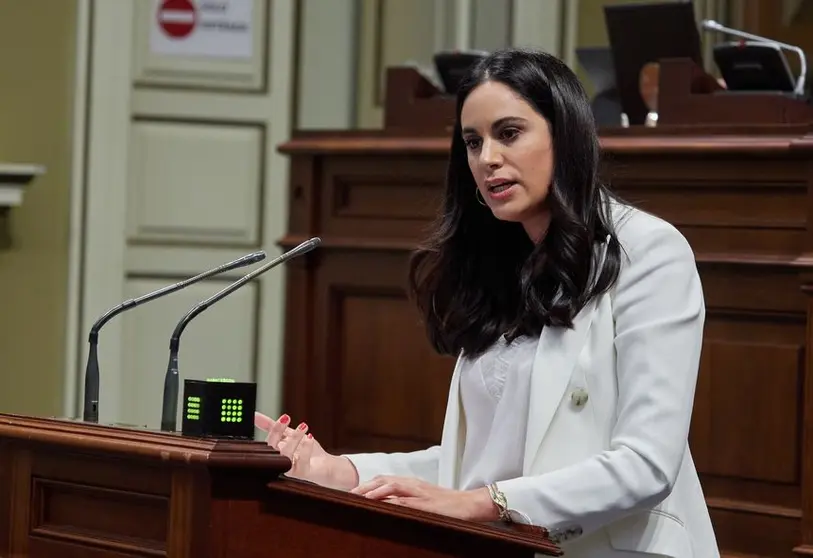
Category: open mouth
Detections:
[{"x1": 488, "y1": 181, "x2": 516, "y2": 193}]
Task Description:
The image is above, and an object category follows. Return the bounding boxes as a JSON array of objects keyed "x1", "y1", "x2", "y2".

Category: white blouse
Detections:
[{"x1": 458, "y1": 334, "x2": 538, "y2": 490}]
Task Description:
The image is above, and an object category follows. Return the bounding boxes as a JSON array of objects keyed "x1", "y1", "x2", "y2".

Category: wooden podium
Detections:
[
  {"x1": 277, "y1": 61, "x2": 813, "y2": 557},
  {"x1": 0, "y1": 413, "x2": 561, "y2": 557}
]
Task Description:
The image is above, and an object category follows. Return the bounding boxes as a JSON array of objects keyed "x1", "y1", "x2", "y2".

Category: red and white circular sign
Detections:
[{"x1": 157, "y1": 0, "x2": 197, "y2": 39}]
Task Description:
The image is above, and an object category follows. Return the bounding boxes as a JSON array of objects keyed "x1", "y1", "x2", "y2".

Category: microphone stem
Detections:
[
  {"x1": 80, "y1": 250, "x2": 265, "y2": 424},
  {"x1": 161, "y1": 350, "x2": 180, "y2": 432},
  {"x1": 83, "y1": 340, "x2": 100, "y2": 422},
  {"x1": 158, "y1": 238, "x2": 321, "y2": 433},
  {"x1": 81, "y1": 305, "x2": 134, "y2": 423},
  {"x1": 160, "y1": 303, "x2": 212, "y2": 432}
]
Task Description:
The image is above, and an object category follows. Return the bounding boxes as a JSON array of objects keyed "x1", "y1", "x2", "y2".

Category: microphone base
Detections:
[{"x1": 83, "y1": 343, "x2": 101, "y2": 423}]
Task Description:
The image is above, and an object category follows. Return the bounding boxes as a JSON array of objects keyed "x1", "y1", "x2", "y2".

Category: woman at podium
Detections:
[{"x1": 256, "y1": 47, "x2": 718, "y2": 558}]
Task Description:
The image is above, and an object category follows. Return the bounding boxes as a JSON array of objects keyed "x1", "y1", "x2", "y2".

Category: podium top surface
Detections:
[
  {"x1": 0, "y1": 413, "x2": 287, "y2": 470},
  {"x1": 269, "y1": 478, "x2": 563, "y2": 555}
]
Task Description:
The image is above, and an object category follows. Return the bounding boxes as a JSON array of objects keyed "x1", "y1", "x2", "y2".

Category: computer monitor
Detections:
[
  {"x1": 433, "y1": 50, "x2": 489, "y2": 95},
  {"x1": 713, "y1": 41, "x2": 797, "y2": 93},
  {"x1": 604, "y1": 1, "x2": 703, "y2": 125},
  {"x1": 576, "y1": 46, "x2": 623, "y2": 127}
]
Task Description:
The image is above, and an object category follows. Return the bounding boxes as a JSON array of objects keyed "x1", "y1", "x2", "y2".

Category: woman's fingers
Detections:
[
  {"x1": 264, "y1": 414, "x2": 293, "y2": 449},
  {"x1": 255, "y1": 412, "x2": 292, "y2": 437},
  {"x1": 255, "y1": 413, "x2": 299, "y2": 437},
  {"x1": 361, "y1": 480, "x2": 425, "y2": 501},
  {"x1": 352, "y1": 476, "x2": 426, "y2": 499},
  {"x1": 279, "y1": 422, "x2": 309, "y2": 457},
  {"x1": 353, "y1": 475, "x2": 398, "y2": 495},
  {"x1": 291, "y1": 432, "x2": 316, "y2": 474},
  {"x1": 254, "y1": 412, "x2": 274, "y2": 430},
  {"x1": 255, "y1": 412, "x2": 314, "y2": 474},
  {"x1": 362, "y1": 484, "x2": 407, "y2": 500}
]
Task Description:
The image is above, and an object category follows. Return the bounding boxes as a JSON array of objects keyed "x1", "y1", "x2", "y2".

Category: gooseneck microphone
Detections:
[
  {"x1": 159, "y1": 237, "x2": 322, "y2": 432},
  {"x1": 701, "y1": 19, "x2": 807, "y2": 96},
  {"x1": 82, "y1": 250, "x2": 266, "y2": 423}
]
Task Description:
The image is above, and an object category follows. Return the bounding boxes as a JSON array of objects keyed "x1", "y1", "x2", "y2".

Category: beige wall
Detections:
[{"x1": 0, "y1": 0, "x2": 78, "y2": 416}]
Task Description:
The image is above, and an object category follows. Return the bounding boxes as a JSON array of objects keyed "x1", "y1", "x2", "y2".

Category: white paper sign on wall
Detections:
[{"x1": 150, "y1": 0, "x2": 254, "y2": 60}]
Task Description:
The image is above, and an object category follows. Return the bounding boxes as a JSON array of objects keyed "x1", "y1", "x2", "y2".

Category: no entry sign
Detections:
[
  {"x1": 157, "y1": 0, "x2": 197, "y2": 39},
  {"x1": 150, "y1": 0, "x2": 254, "y2": 60}
]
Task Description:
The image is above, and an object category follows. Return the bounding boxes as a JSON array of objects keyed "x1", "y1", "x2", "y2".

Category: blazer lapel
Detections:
[
  {"x1": 438, "y1": 354, "x2": 465, "y2": 488},
  {"x1": 522, "y1": 299, "x2": 599, "y2": 472},
  {"x1": 522, "y1": 239, "x2": 609, "y2": 472}
]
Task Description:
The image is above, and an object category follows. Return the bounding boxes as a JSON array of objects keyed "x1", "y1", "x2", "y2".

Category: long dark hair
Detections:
[{"x1": 408, "y1": 48, "x2": 623, "y2": 357}]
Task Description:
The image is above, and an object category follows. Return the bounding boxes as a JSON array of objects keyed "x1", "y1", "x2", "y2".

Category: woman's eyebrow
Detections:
[{"x1": 462, "y1": 116, "x2": 527, "y2": 135}]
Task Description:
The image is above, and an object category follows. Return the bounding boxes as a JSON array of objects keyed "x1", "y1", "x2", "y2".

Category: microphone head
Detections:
[
  {"x1": 701, "y1": 19, "x2": 722, "y2": 31},
  {"x1": 244, "y1": 250, "x2": 267, "y2": 264},
  {"x1": 300, "y1": 237, "x2": 321, "y2": 254},
  {"x1": 218, "y1": 250, "x2": 267, "y2": 275},
  {"x1": 280, "y1": 237, "x2": 322, "y2": 261}
]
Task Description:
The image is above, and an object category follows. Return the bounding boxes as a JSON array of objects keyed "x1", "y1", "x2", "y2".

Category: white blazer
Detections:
[{"x1": 346, "y1": 203, "x2": 719, "y2": 557}]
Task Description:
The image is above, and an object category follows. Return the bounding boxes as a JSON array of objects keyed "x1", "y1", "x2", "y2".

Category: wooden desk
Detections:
[
  {"x1": 277, "y1": 65, "x2": 813, "y2": 556},
  {"x1": 0, "y1": 414, "x2": 561, "y2": 557}
]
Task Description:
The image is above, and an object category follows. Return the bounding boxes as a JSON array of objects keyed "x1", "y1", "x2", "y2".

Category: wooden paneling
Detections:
[
  {"x1": 694, "y1": 338, "x2": 803, "y2": 482},
  {"x1": 277, "y1": 68, "x2": 813, "y2": 557},
  {"x1": 31, "y1": 479, "x2": 169, "y2": 554},
  {"x1": 319, "y1": 253, "x2": 454, "y2": 452},
  {"x1": 320, "y1": 156, "x2": 446, "y2": 240}
]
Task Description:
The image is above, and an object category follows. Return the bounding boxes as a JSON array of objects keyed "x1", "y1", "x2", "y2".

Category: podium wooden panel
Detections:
[
  {"x1": 277, "y1": 65, "x2": 813, "y2": 556},
  {"x1": 0, "y1": 413, "x2": 561, "y2": 557}
]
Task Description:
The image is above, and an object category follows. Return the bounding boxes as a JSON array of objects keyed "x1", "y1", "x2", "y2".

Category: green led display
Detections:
[
  {"x1": 186, "y1": 395, "x2": 201, "y2": 421},
  {"x1": 181, "y1": 378, "x2": 256, "y2": 439},
  {"x1": 220, "y1": 397, "x2": 244, "y2": 423}
]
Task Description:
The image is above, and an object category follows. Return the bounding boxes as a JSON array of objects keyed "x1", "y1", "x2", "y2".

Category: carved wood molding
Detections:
[
  {"x1": 0, "y1": 414, "x2": 287, "y2": 470},
  {"x1": 279, "y1": 132, "x2": 813, "y2": 157}
]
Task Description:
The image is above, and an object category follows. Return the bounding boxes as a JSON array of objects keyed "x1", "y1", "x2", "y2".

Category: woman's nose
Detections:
[{"x1": 480, "y1": 139, "x2": 503, "y2": 168}]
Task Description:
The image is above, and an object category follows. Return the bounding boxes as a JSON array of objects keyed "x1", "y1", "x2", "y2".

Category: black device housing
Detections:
[{"x1": 181, "y1": 378, "x2": 256, "y2": 440}]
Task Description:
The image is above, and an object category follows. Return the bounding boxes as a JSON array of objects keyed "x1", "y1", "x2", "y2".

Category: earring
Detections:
[{"x1": 475, "y1": 189, "x2": 487, "y2": 206}]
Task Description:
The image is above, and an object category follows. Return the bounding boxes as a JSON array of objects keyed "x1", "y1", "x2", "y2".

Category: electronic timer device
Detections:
[{"x1": 181, "y1": 378, "x2": 257, "y2": 439}]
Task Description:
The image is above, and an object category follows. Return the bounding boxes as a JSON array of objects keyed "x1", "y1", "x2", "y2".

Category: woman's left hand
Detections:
[{"x1": 351, "y1": 476, "x2": 498, "y2": 522}]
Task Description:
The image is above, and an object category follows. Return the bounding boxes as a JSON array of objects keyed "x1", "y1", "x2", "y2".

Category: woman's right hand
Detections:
[{"x1": 254, "y1": 412, "x2": 359, "y2": 491}]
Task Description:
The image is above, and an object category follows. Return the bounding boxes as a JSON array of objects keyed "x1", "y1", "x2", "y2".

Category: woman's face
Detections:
[{"x1": 460, "y1": 80, "x2": 553, "y2": 242}]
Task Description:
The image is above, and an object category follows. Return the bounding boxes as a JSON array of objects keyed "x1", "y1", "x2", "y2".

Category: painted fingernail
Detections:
[
  {"x1": 298, "y1": 422, "x2": 307, "y2": 431},
  {"x1": 307, "y1": 433, "x2": 313, "y2": 439},
  {"x1": 279, "y1": 414, "x2": 290, "y2": 424}
]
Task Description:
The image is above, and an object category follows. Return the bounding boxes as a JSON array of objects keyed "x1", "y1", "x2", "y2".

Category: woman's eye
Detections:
[
  {"x1": 500, "y1": 128, "x2": 520, "y2": 141},
  {"x1": 464, "y1": 138, "x2": 481, "y2": 150}
]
